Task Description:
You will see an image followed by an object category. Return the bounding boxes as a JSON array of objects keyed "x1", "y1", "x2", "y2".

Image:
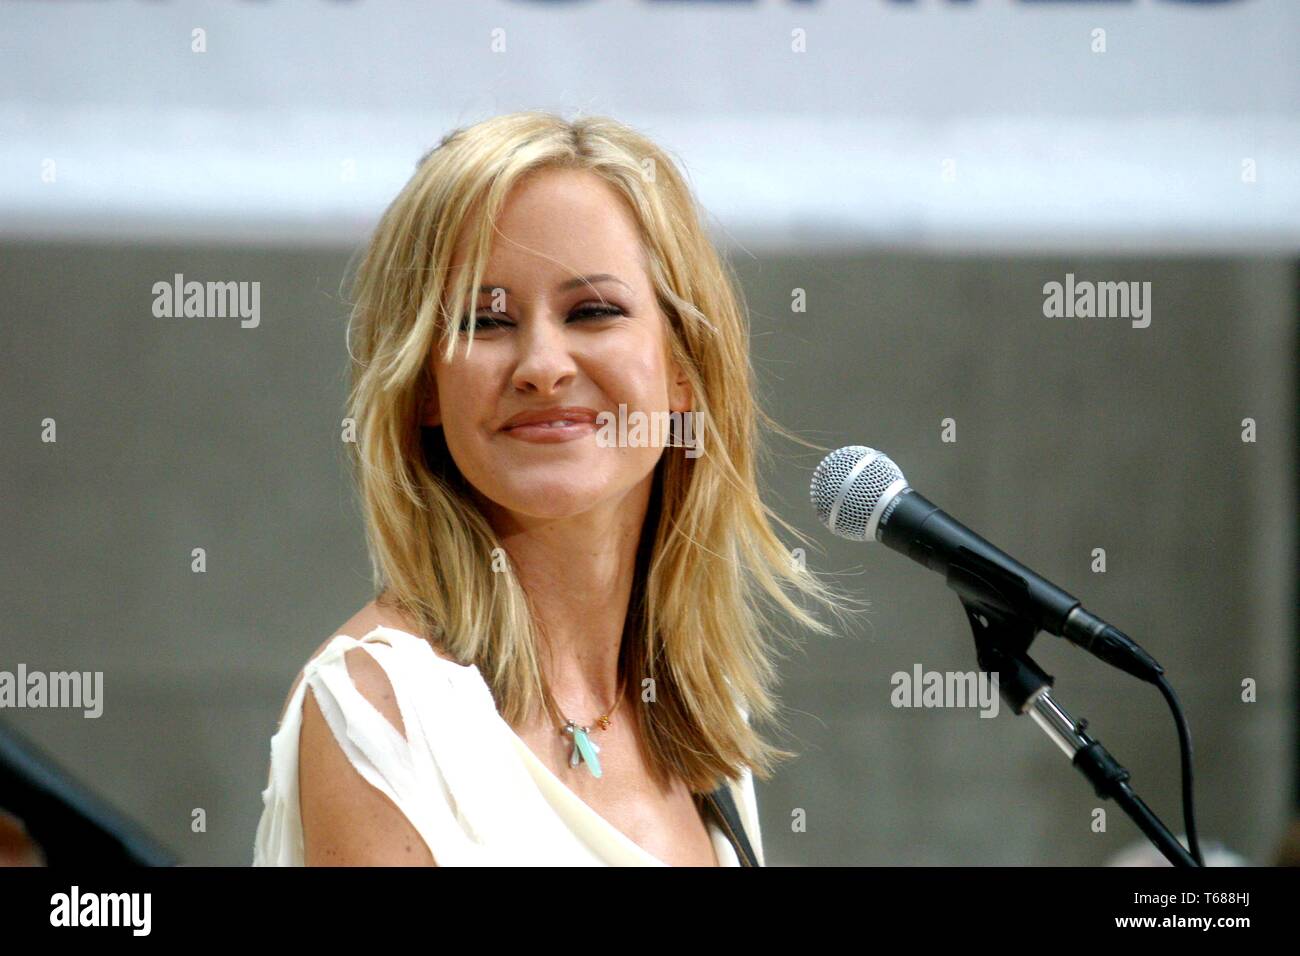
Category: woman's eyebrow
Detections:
[{"x1": 477, "y1": 274, "x2": 633, "y2": 295}]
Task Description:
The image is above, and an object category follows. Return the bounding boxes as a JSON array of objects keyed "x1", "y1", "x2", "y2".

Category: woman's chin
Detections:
[
  {"x1": 482, "y1": 474, "x2": 612, "y2": 519},
  {"x1": 466, "y1": 454, "x2": 655, "y2": 522}
]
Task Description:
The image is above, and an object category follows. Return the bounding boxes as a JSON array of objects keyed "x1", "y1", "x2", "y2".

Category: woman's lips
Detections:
[{"x1": 502, "y1": 421, "x2": 597, "y2": 443}]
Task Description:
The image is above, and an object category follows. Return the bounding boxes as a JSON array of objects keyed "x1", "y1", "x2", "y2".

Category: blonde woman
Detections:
[{"x1": 254, "y1": 111, "x2": 856, "y2": 867}]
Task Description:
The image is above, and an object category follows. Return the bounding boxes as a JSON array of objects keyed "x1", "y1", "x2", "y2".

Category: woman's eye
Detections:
[
  {"x1": 464, "y1": 305, "x2": 623, "y2": 330},
  {"x1": 569, "y1": 305, "x2": 624, "y2": 322}
]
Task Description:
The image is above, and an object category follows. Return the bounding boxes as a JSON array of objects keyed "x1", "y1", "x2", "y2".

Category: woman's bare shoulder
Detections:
[
  {"x1": 294, "y1": 598, "x2": 440, "y2": 866},
  {"x1": 321, "y1": 596, "x2": 422, "y2": 653},
  {"x1": 326, "y1": 596, "x2": 464, "y2": 660},
  {"x1": 274, "y1": 596, "x2": 446, "y2": 730}
]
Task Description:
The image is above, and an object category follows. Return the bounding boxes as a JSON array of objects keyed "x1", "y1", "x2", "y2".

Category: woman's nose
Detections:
[{"x1": 510, "y1": 312, "x2": 578, "y2": 394}]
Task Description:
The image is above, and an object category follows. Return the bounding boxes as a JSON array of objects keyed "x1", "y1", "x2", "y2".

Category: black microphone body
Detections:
[{"x1": 877, "y1": 488, "x2": 1163, "y2": 683}]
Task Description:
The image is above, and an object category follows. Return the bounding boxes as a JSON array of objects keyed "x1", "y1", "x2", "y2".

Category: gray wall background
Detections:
[{"x1": 1, "y1": 243, "x2": 1294, "y2": 866}]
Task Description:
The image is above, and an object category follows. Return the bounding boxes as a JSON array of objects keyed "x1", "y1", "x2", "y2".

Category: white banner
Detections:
[{"x1": 2, "y1": 0, "x2": 1297, "y2": 250}]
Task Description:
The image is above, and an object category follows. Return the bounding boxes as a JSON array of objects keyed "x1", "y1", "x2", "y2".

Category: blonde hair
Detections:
[{"x1": 345, "y1": 110, "x2": 861, "y2": 793}]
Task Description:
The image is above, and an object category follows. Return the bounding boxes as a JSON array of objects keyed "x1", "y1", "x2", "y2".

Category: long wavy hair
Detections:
[{"x1": 344, "y1": 110, "x2": 860, "y2": 793}]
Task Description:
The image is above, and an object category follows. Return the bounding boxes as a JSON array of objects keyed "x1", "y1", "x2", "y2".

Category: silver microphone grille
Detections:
[{"x1": 810, "y1": 445, "x2": 909, "y2": 541}]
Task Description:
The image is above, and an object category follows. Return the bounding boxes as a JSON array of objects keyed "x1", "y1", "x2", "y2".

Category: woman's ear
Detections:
[
  {"x1": 667, "y1": 341, "x2": 694, "y2": 414},
  {"x1": 669, "y1": 362, "x2": 693, "y2": 415}
]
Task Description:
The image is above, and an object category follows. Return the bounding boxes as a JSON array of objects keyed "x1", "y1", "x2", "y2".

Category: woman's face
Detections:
[{"x1": 424, "y1": 167, "x2": 692, "y2": 525}]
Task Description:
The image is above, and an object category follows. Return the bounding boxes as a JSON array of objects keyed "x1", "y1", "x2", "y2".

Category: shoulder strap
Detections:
[{"x1": 698, "y1": 785, "x2": 761, "y2": 867}]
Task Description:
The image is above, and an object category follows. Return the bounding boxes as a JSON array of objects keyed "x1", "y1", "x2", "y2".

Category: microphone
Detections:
[{"x1": 810, "y1": 445, "x2": 1163, "y2": 683}]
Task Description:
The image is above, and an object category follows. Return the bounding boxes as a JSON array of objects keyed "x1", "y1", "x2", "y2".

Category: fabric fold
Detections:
[{"x1": 253, "y1": 625, "x2": 761, "y2": 867}]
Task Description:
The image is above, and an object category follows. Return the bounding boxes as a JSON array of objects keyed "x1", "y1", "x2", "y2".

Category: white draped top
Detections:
[{"x1": 253, "y1": 625, "x2": 764, "y2": 866}]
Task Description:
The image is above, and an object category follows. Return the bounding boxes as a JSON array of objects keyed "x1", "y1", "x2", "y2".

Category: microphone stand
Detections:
[{"x1": 955, "y1": 593, "x2": 1199, "y2": 867}]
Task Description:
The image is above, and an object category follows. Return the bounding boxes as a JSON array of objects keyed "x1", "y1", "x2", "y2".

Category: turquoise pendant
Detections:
[{"x1": 563, "y1": 720, "x2": 602, "y2": 778}]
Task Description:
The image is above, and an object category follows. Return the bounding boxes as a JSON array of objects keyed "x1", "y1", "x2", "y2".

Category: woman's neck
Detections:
[{"x1": 478, "y1": 473, "x2": 653, "y2": 724}]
